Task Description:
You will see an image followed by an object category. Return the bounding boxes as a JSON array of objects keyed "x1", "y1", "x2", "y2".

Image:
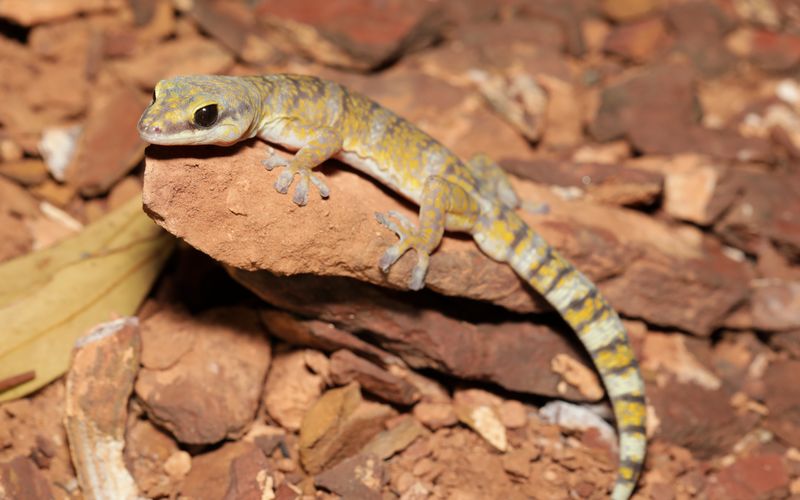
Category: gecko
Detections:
[{"x1": 137, "y1": 74, "x2": 647, "y2": 500}]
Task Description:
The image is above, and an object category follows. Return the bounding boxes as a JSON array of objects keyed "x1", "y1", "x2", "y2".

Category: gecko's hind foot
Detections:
[
  {"x1": 375, "y1": 211, "x2": 430, "y2": 291},
  {"x1": 262, "y1": 158, "x2": 329, "y2": 206}
]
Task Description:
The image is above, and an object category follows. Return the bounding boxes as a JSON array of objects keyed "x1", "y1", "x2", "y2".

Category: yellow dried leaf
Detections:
[{"x1": 0, "y1": 196, "x2": 174, "y2": 401}]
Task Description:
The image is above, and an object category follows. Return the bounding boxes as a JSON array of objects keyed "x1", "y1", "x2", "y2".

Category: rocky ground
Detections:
[{"x1": 1, "y1": 0, "x2": 800, "y2": 498}]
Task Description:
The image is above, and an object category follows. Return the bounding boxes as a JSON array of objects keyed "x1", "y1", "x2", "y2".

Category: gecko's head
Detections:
[{"x1": 138, "y1": 75, "x2": 259, "y2": 146}]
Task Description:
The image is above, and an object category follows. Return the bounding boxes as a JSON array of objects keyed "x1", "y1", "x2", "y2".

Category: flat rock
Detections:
[
  {"x1": 590, "y1": 64, "x2": 773, "y2": 162},
  {"x1": 648, "y1": 380, "x2": 756, "y2": 459},
  {"x1": 708, "y1": 453, "x2": 790, "y2": 499},
  {"x1": 763, "y1": 359, "x2": 800, "y2": 447},
  {"x1": 230, "y1": 272, "x2": 595, "y2": 401},
  {"x1": 144, "y1": 77, "x2": 752, "y2": 336},
  {"x1": 361, "y1": 416, "x2": 429, "y2": 460},
  {"x1": 66, "y1": 85, "x2": 147, "y2": 196},
  {"x1": 178, "y1": 441, "x2": 261, "y2": 500},
  {"x1": 255, "y1": 0, "x2": 446, "y2": 71},
  {"x1": 500, "y1": 158, "x2": 663, "y2": 208},
  {"x1": 314, "y1": 453, "x2": 386, "y2": 500},
  {"x1": 135, "y1": 307, "x2": 271, "y2": 445},
  {"x1": 714, "y1": 168, "x2": 800, "y2": 259},
  {"x1": 330, "y1": 349, "x2": 420, "y2": 405},
  {"x1": 299, "y1": 383, "x2": 396, "y2": 474},
  {"x1": 0, "y1": 456, "x2": 54, "y2": 500}
]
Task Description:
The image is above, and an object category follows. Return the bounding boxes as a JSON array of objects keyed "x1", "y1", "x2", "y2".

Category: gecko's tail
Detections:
[{"x1": 473, "y1": 211, "x2": 647, "y2": 500}]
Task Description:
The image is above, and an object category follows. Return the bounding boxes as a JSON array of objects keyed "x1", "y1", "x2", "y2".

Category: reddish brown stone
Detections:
[
  {"x1": 330, "y1": 349, "x2": 419, "y2": 405},
  {"x1": 666, "y1": 1, "x2": 736, "y2": 76},
  {"x1": 500, "y1": 158, "x2": 663, "y2": 207},
  {"x1": 751, "y1": 279, "x2": 800, "y2": 331},
  {"x1": 764, "y1": 360, "x2": 800, "y2": 447},
  {"x1": 178, "y1": 441, "x2": 261, "y2": 500},
  {"x1": 231, "y1": 272, "x2": 596, "y2": 401},
  {"x1": 604, "y1": 17, "x2": 670, "y2": 63},
  {"x1": 314, "y1": 453, "x2": 386, "y2": 499},
  {"x1": 0, "y1": 456, "x2": 54, "y2": 500},
  {"x1": 711, "y1": 453, "x2": 790, "y2": 499},
  {"x1": 136, "y1": 307, "x2": 271, "y2": 445},
  {"x1": 299, "y1": 383, "x2": 395, "y2": 474},
  {"x1": 66, "y1": 86, "x2": 147, "y2": 196},
  {"x1": 648, "y1": 381, "x2": 756, "y2": 458},
  {"x1": 590, "y1": 64, "x2": 772, "y2": 162},
  {"x1": 223, "y1": 446, "x2": 271, "y2": 500},
  {"x1": 255, "y1": 0, "x2": 447, "y2": 70},
  {"x1": 714, "y1": 169, "x2": 800, "y2": 259}
]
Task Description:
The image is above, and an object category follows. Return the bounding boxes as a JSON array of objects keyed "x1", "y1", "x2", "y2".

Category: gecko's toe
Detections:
[
  {"x1": 275, "y1": 170, "x2": 295, "y2": 194},
  {"x1": 262, "y1": 157, "x2": 287, "y2": 171},
  {"x1": 292, "y1": 177, "x2": 309, "y2": 206},
  {"x1": 310, "y1": 174, "x2": 330, "y2": 198}
]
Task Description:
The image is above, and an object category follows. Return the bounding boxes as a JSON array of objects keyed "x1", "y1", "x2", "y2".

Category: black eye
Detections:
[{"x1": 194, "y1": 104, "x2": 219, "y2": 128}]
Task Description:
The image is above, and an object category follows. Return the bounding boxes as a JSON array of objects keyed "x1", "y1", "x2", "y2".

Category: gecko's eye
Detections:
[{"x1": 193, "y1": 104, "x2": 219, "y2": 128}]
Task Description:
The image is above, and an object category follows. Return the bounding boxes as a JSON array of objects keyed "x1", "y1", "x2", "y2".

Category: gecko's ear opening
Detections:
[{"x1": 193, "y1": 104, "x2": 219, "y2": 128}]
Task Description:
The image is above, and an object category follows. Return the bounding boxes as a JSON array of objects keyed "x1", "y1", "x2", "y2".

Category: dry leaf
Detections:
[{"x1": 0, "y1": 196, "x2": 173, "y2": 401}]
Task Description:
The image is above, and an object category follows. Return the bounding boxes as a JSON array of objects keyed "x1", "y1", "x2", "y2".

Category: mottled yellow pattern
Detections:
[{"x1": 138, "y1": 74, "x2": 647, "y2": 500}]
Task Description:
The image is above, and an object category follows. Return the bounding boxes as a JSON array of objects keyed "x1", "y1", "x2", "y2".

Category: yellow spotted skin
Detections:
[{"x1": 138, "y1": 74, "x2": 647, "y2": 499}]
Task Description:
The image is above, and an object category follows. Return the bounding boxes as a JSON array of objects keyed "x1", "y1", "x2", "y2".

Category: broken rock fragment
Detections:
[
  {"x1": 330, "y1": 349, "x2": 420, "y2": 405},
  {"x1": 263, "y1": 348, "x2": 328, "y2": 431},
  {"x1": 299, "y1": 383, "x2": 396, "y2": 474},
  {"x1": 135, "y1": 307, "x2": 271, "y2": 445},
  {"x1": 314, "y1": 453, "x2": 386, "y2": 500}
]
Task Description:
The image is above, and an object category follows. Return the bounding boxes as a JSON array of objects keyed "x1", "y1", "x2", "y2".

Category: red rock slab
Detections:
[
  {"x1": 255, "y1": 0, "x2": 446, "y2": 70},
  {"x1": 330, "y1": 349, "x2": 420, "y2": 405},
  {"x1": 0, "y1": 456, "x2": 54, "y2": 499},
  {"x1": 299, "y1": 383, "x2": 396, "y2": 474},
  {"x1": 763, "y1": 359, "x2": 800, "y2": 448},
  {"x1": 261, "y1": 309, "x2": 400, "y2": 366},
  {"x1": 314, "y1": 453, "x2": 386, "y2": 500},
  {"x1": 146, "y1": 135, "x2": 751, "y2": 333},
  {"x1": 500, "y1": 158, "x2": 663, "y2": 208},
  {"x1": 714, "y1": 168, "x2": 800, "y2": 259},
  {"x1": 708, "y1": 453, "x2": 790, "y2": 499},
  {"x1": 112, "y1": 36, "x2": 234, "y2": 90},
  {"x1": 590, "y1": 63, "x2": 773, "y2": 162},
  {"x1": 66, "y1": 85, "x2": 147, "y2": 196},
  {"x1": 648, "y1": 380, "x2": 757, "y2": 459},
  {"x1": 135, "y1": 307, "x2": 271, "y2": 445},
  {"x1": 178, "y1": 441, "x2": 262, "y2": 500},
  {"x1": 223, "y1": 446, "x2": 271, "y2": 500},
  {"x1": 230, "y1": 271, "x2": 595, "y2": 401}
]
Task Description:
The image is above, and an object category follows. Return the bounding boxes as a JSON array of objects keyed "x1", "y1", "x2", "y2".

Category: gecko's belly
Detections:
[{"x1": 336, "y1": 150, "x2": 422, "y2": 203}]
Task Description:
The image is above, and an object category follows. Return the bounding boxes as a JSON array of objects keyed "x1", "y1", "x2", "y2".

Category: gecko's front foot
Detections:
[
  {"x1": 262, "y1": 154, "x2": 330, "y2": 206},
  {"x1": 375, "y1": 211, "x2": 430, "y2": 291}
]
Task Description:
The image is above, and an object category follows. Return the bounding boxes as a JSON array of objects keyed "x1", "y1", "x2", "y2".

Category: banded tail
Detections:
[{"x1": 473, "y1": 210, "x2": 647, "y2": 500}]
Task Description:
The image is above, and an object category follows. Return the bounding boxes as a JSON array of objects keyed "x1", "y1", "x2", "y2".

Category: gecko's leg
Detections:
[
  {"x1": 467, "y1": 154, "x2": 549, "y2": 214},
  {"x1": 466, "y1": 153, "x2": 520, "y2": 209},
  {"x1": 375, "y1": 176, "x2": 479, "y2": 290},
  {"x1": 259, "y1": 121, "x2": 343, "y2": 206}
]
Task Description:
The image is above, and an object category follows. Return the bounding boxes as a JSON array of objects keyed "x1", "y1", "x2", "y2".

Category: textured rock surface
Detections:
[{"x1": 135, "y1": 307, "x2": 271, "y2": 444}]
